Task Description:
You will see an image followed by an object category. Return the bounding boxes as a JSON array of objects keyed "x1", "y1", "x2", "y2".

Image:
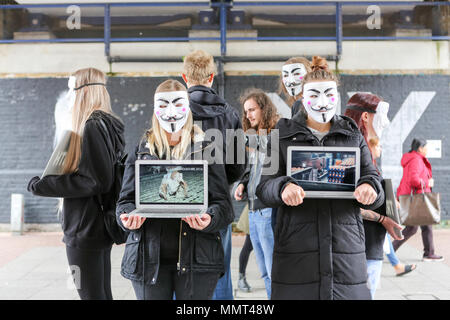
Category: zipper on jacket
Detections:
[{"x1": 177, "y1": 220, "x2": 182, "y2": 272}]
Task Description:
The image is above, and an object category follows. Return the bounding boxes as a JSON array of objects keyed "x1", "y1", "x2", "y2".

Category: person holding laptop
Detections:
[
  {"x1": 116, "y1": 79, "x2": 234, "y2": 300},
  {"x1": 27, "y1": 68, "x2": 125, "y2": 300},
  {"x1": 256, "y1": 56, "x2": 385, "y2": 300}
]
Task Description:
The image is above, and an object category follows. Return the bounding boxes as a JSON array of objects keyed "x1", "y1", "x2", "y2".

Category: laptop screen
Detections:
[
  {"x1": 139, "y1": 164, "x2": 205, "y2": 205},
  {"x1": 288, "y1": 149, "x2": 358, "y2": 192}
]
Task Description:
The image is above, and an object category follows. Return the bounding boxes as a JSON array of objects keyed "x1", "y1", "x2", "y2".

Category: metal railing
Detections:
[{"x1": 0, "y1": 1, "x2": 449, "y2": 59}]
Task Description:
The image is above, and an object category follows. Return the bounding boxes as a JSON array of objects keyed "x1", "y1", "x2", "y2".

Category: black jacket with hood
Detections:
[
  {"x1": 28, "y1": 110, "x2": 125, "y2": 250},
  {"x1": 188, "y1": 85, "x2": 246, "y2": 185},
  {"x1": 255, "y1": 112, "x2": 385, "y2": 300},
  {"x1": 116, "y1": 130, "x2": 234, "y2": 290}
]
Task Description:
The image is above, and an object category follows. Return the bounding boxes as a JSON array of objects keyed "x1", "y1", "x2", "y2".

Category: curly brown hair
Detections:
[{"x1": 240, "y1": 88, "x2": 279, "y2": 134}]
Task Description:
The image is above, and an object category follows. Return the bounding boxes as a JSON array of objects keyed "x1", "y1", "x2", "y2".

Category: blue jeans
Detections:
[
  {"x1": 385, "y1": 234, "x2": 400, "y2": 267},
  {"x1": 366, "y1": 259, "x2": 383, "y2": 299},
  {"x1": 212, "y1": 224, "x2": 234, "y2": 300},
  {"x1": 249, "y1": 208, "x2": 274, "y2": 299}
]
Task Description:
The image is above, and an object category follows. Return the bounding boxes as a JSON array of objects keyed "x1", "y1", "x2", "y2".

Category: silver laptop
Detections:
[
  {"x1": 41, "y1": 130, "x2": 72, "y2": 178},
  {"x1": 129, "y1": 160, "x2": 208, "y2": 218},
  {"x1": 287, "y1": 146, "x2": 360, "y2": 199}
]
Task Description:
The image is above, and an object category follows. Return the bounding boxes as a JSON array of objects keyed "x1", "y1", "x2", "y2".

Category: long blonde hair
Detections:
[
  {"x1": 147, "y1": 79, "x2": 202, "y2": 160},
  {"x1": 62, "y1": 68, "x2": 115, "y2": 173}
]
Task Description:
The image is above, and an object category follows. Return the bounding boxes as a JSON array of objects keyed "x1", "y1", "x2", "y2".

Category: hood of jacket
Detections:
[
  {"x1": 90, "y1": 110, "x2": 125, "y2": 153},
  {"x1": 401, "y1": 151, "x2": 424, "y2": 167},
  {"x1": 188, "y1": 85, "x2": 231, "y2": 120}
]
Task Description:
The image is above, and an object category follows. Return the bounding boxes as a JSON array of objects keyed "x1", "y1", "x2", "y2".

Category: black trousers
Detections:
[
  {"x1": 131, "y1": 267, "x2": 220, "y2": 300},
  {"x1": 65, "y1": 245, "x2": 113, "y2": 300},
  {"x1": 392, "y1": 225, "x2": 435, "y2": 256},
  {"x1": 239, "y1": 234, "x2": 253, "y2": 275}
]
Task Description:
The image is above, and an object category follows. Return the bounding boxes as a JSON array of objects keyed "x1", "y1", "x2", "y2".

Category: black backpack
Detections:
[{"x1": 97, "y1": 119, "x2": 129, "y2": 245}]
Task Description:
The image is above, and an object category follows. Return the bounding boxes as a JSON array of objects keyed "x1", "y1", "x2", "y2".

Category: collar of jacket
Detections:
[{"x1": 278, "y1": 111, "x2": 360, "y2": 140}]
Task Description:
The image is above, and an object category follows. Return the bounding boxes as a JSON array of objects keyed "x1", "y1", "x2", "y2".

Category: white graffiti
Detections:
[
  {"x1": 66, "y1": 5, "x2": 81, "y2": 30},
  {"x1": 367, "y1": 5, "x2": 382, "y2": 30}
]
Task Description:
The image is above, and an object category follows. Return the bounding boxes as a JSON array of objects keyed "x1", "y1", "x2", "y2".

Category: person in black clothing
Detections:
[
  {"x1": 27, "y1": 68, "x2": 125, "y2": 300},
  {"x1": 182, "y1": 49, "x2": 246, "y2": 300},
  {"x1": 116, "y1": 79, "x2": 234, "y2": 300},
  {"x1": 279, "y1": 57, "x2": 312, "y2": 118},
  {"x1": 256, "y1": 56, "x2": 385, "y2": 300},
  {"x1": 345, "y1": 93, "x2": 415, "y2": 298}
]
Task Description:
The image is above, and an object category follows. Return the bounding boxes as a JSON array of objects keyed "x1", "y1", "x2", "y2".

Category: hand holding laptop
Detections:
[
  {"x1": 282, "y1": 183, "x2": 306, "y2": 206},
  {"x1": 182, "y1": 214, "x2": 211, "y2": 230},
  {"x1": 120, "y1": 213, "x2": 146, "y2": 230},
  {"x1": 353, "y1": 183, "x2": 377, "y2": 205}
]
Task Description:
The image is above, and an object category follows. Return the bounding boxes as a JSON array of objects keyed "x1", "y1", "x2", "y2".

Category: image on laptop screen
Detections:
[
  {"x1": 139, "y1": 164, "x2": 204, "y2": 205},
  {"x1": 289, "y1": 150, "x2": 357, "y2": 192}
]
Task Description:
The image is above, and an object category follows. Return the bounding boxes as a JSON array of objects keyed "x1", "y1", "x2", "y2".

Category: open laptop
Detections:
[
  {"x1": 287, "y1": 146, "x2": 360, "y2": 199},
  {"x1": 129, "y1": 160, "x2": 208, "y2": 218},
  {"x1": 41, "y1": 130, "x2": 72, "y2": 178}
]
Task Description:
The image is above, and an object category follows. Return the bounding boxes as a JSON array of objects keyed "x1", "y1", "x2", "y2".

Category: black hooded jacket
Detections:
[
  {"x1": 28, "y1": 110, "x2": 125, "y2": 250},
  {"x1": 188, "y1": 86, "x2": 245, "y2": 185},
  {"x1": 255, "y1": 112, "x2": 385, "y2": 300}
]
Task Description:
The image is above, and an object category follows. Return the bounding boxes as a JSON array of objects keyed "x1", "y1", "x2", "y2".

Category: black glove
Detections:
[{"x1": 27, "y1": 176, "x2": 40, "y2": 193}]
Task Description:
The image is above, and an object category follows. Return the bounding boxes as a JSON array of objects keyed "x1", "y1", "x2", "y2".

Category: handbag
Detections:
[{"x1": 398, "y1": 180, "x2": 441, "y2": 226}]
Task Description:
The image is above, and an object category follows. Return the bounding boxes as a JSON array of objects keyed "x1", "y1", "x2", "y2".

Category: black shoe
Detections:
[
  {"x1": 238, "y1": 273, "x2": 252, "y2": 292},
  {"x1": 423, "y1": 254, "x2": 444, "y2": 262}
]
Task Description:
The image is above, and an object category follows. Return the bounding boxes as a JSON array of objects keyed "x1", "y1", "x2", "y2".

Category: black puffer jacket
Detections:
[
  {"x1": 116, "y1": 133, "x2": 234, "y2": 287},
  {"x1": 255, "y1": 112, "x2": 385, "y2": 300},
  {"x1": 188, "y1": 85, "x2": 245, "y2": 185},
  {"x1": 28, "y1": 110, "x2": 125, "y2": 250}
]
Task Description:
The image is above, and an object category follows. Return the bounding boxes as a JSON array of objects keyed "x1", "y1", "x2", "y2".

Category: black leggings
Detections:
[
  {"x1": 65, "y1": 245, "x2": 113, "y2": 300},
  {"x1": 239, "y1": 234, "x2": 253, "y2": 275}
]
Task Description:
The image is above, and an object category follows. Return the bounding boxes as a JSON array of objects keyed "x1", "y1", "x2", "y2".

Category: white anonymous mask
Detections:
[
  {"x1": 373, "y1": 101, "x2": 390, "y2": 138},
  {"x1": 282, "y1": 63, "x2": 307, "y2": 97},
  {"x1": 154, "y1": 91, "x2": 190, "y2": 133},
  {"x1": 303, "y1": 81, "x2": 339, "y2": 123}
]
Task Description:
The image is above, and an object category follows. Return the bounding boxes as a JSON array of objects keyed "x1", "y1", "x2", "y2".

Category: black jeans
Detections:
[
  {"x1": 392, "y1": 225, "x2": 435, "y2": 256},
  {"x1": 65, "y1": 245, "x2": 113, "y2": 300},
  {"x1": 132, "y1": 267, "x2": 220, "y2": 300},
  {"x1": 239, "y1": 234, "x2": 253, "y2": 275}
]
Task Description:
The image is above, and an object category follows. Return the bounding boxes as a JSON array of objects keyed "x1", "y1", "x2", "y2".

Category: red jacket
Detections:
[{"x1": 397, "y1": 151, "x2": 432, "y2": 197}]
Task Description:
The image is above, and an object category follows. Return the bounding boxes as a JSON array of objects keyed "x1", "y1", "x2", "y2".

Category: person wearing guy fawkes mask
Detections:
[
  {"x1": 279, "y1": 57, "x2": 312, "y2": 118},
  {"x1": 116, "y1": 79, "x2": 233, "y2": 300},
  {"x1": 256, "y1": 56, "x2": 385, "y2": 300}
]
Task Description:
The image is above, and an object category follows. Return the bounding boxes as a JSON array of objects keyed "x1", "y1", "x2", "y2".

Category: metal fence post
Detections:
[
  {"x1": 220, "y1": 2, "x2": 227, "y2": 56},
  {"x1": 104, "y1": 4, "x2": 111, "y2": 57},
  {"x1": 336, "y1": 2, "x2": 343, "y2": 59}
]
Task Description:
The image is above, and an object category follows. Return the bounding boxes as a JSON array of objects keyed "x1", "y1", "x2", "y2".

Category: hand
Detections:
[
  {"x1": 120, "y1": 213, "x2": 146, "y2": 230},
  {"x1": 27, "y1": 176, "x2": 40, "y2": 192},
  {"x1": 429, "y1": 178, "x2": 434, "y2": 188},
  {"x1": 381, "y1": 216, "x2": 404, "y2": 241},
  {"x1": 354, "y1": 183, "x2": 377, "y2": 206},
  {"x1": 234, "y1": 184, "x2": 245, "y2": 201},
  {"x1": 182, "y1": 213, "x2": 211, "y2": 230},
  {"x1": 281, "y1": 183, "x2": 306, "y2": 206}
]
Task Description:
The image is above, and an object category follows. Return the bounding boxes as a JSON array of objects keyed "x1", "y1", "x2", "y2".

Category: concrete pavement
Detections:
[{"x1": 0, "y1": 229, "x2": 449, "y2": 300}]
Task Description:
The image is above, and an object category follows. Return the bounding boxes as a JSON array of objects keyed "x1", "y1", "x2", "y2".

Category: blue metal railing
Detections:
[{"x1": 1, "y1": 1, "x2": 449, "y2": 58}]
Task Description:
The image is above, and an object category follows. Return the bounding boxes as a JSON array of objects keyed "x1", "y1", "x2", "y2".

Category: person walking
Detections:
[
  {"x1": 392, "y1": 138, "x2": 443, "y2": 262},
  {"x1": 28, "y1": 68, "x2": 125, "y2": 300}
]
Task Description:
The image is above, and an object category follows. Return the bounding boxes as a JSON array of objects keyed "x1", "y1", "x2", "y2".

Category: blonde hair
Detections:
[
  {"x1": 62, "y1": 68, "x2": 115, "y2": 174},
  {"x1": 303, "y1": 56, "x2": 339, "y2": 85},
  {"x1": 147, "y1": 79, "x2": 203, "y2": 160},
  {"x1": 183, "y1": 50, "x2": 217, "y2": 85}
]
